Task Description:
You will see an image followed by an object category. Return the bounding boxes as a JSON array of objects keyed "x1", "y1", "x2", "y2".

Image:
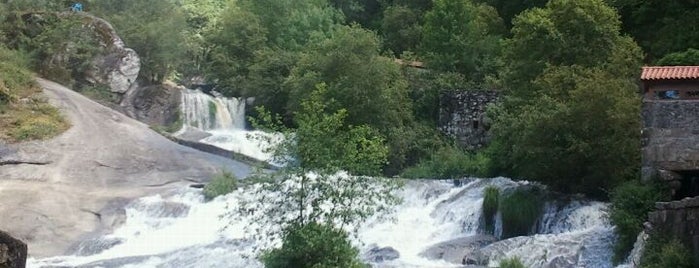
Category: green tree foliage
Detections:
[
  {"x1": 490, "y1": 67, "x2": 640, "y2": 196},
  {"x1": 475, "y1": 0, "x2": 547, "y2": 27},
  {"x1": 179, "y1": 0, "x2": 227, "y2": 75},
  {"x1": 285, "y1": 24, "x2": 416, "y2": 173},
  {"x1": 482, "y1": 186, "x2": 499, "y2": 234},
  {"x1": 499, "y1": 187, "x2": 543, "y2": 239},
  {"x1": 656, "y1": 48, "x2": 699, "y2": 66},
  {"x1": 206, "y1": 0, "x2": 341, "y2": 116},
  {"x1": 4, "y1": 13, "x2": 103, "y2": 87},
  {"x1": 609, "y1": 180, "x2": 665, "y2": 264},
  {"x1": 609, "y1": 0, "x2": 699, "y2": 61},
  {"x1": 401, "y1": 146, "x2": 491, "y2": 179},
  {"x1": 206, "y1": 5, "x2": 267, "y2": 96},
  {"x1": 202, "y1": 171, "x2": 238, "y2": 201},
  {"x1": 490, "y1": 0, "x2": 642, "y2": 197},
  {"x1": 381, "y1": 5, "x2": 421, "y2": 56},
  {"x1": 502, "y1": 0, "x2": 641, "y2": 100},
  {"x1": 330, "y1": 0, "x2": 382, "y2": 28},
  {"x1": 234, "y1": 85, "x2": 399, "y2": 263},
  {"x1": 420, "y1": 0, "x2": 505, "y2": 84},
  {"x1": 640, "y1": 234, "x2": 694, "y2": 268},
  {"x1": 261, "y1": 222, "x2": 364, "y2": 268},
  {"x1": 90, "y1": 0, "x2": 187, "y2": 83}
]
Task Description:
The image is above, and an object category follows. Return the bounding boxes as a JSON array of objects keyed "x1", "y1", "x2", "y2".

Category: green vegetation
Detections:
[
  {"x1": 261, "y1": 222, "x2": 364, "y2": 268},
  {"x1": 0, "y1": 45, "x2": 68, "y2": 142},
  {"x1": 640, "y1": 234, "x2": 694, "y2": 268},
  {"x1": 239, "y1": 85, "x2": 399, "y2": 267},
  {"x1": 2, "y1": 1, "x2": 696, "y2": 264},
  {"x1": 656, "y1": 48, "x2": 699, "y2": 66},
  {"x1": 202, "y1": 171, "x2": 238, "y2": 201},
  {"x1": 402, "y1": 146, "x2": 491, "y2": 179},
  {"x1": 482, "y1": 186, "x2": 499, "y2": 234},
  {"x1": 499, "y1": 257, "x2": 527, "y2": 268},
  {"x1": 499, "y1": 188, "x2": 543, "y2": 239},
  {"x1": 488, "y1": 0, "x2": 642, "y2": 198},
  {"x1": 420, "y1": 0, "x2": 504, "y2": 83},
  {"x1": 609, "y1": 180, "x2": 666, "y2": 263}
]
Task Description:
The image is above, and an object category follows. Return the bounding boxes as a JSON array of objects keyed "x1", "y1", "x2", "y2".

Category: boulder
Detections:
[
  {"x1": 419, "y1": 235, "x2": 496, "y2": 264},
  {"x1": 78, "y1": 13, "x2": 140, "y2": 94},
  {"x1": 364, "y1": 245, "x2": 400, "y2": 263},
  {"x1": 0, "y1": 230, "x2": 27, "y2": 268},
  {"x1": 121, "y1": 82, "x2": 182, "y2": 128}
]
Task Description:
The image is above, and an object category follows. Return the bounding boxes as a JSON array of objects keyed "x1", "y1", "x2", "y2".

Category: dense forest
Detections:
[{"x1": 1, "y1": 0, "x2": 697, "y2": 266}]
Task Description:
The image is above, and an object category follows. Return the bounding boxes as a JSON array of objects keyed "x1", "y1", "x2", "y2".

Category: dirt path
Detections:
[{"x1": 0, "y1": 78, "x2": 251, "y2": 257}]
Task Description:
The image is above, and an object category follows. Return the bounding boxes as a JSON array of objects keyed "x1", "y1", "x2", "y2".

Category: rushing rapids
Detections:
[{"x1": 28, "y1": 177, "x2": 621, "y2": 268}]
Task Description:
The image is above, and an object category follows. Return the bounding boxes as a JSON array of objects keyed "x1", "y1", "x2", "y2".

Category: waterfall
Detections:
[
  {"x1": 177, "y1": 89, "x2": 277, "y2": 162},
  {"x1": 181, "y1": 89, "x2": 246, "y2": 131},
  {"x1": 28, "y1": 177, "x2": 621, "y2": 268}
]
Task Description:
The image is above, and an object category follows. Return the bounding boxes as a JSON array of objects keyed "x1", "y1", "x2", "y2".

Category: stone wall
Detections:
[
  {"x1": 641, "y1": 100, "x2": 699, "y2": 181},
  {"x1": 438, "y1": 90, "x2": 499, "y2": 150},
  {"x1": 647, "y1": 197, "x2": 699, "y2": 266}
]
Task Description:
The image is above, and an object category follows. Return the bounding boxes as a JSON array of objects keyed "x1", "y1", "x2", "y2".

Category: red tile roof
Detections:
[{"x1": 641, "y1": 66, "x2": 699, "y2": 80}]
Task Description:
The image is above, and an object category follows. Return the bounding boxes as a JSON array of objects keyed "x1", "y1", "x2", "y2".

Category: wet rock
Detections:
[
  {"x1": 364, "y1": 245, "x2": 400, "y2": 263},
  {"x1": 0, "y1": 230, "x2": 27, "y2": 268},
  {"x1": 419, "y1": 235, "x2": 496, "y2": 264},
  {"x1": 121, "y1": 82, "x2": 182, "y2": 128}
]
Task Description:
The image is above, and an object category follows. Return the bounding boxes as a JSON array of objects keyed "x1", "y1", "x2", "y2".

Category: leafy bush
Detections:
[
  {"x1": 640, "y1": 234, "x2": 693, "y2": 268},
  {"x1": 499, "y1": 188, "x2": 543, "y2": 239},
  {"x1": 261, "y1": 222, "x2": 364, "y2": 268},
  {"x1": 499, "y1": 257, "x2": 527, "y2": 268},
  {"x1": 609, "y1": 180, "x2": 665, "y2": 263},
  {"x1": 202, "y1": 171, "x2": 238, "y2": 200},
  {"x1": 483, "y1": 186, "x2": 499, "y2": 234},
  {"x1": 656, "y1": 48, "x2": 699, "y2": 66},
  {"x1": 402, "y1": 146, "x2": 491, "y2": 179}
]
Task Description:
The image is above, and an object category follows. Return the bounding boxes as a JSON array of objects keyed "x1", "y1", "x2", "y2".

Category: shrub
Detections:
[
  {"x1": 499, "y1": 257, "x2": 527, "y2": 268},
  {"x1": 401, "y1": 145, "x2": 492, "y2": 179},
  {"x1": 202, "y1": 171, "x2": 238, "y2": 200},
  {"x1": 499, "y1": 188, "x2": 543, "y2": 239},
  {"x1": 640, "y1": 234, "x2": 693, "y2": 268},
  {"x1": 483, "y1": 186, "x2": 499, "y2": 234},
  {"x1": 609, "y1": 180, "x2": 665, "y2": 263},
  {"x1": 6, "y1": 103, "x2": 69, "y2": 141},
  {"x1": 261, "y1": 222, "x2": 364, "y2": 268}
]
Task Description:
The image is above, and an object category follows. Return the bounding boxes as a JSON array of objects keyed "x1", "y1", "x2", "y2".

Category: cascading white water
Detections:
[
  {"x1": 181, "y1": 89, "x2": 246, "y2": 130},
  {"x1": 177, "y1": 89, "x2": 276, "y2": 162},
  {"x1": 28, "y1": 177, "x2": 621, "y2": 268}
]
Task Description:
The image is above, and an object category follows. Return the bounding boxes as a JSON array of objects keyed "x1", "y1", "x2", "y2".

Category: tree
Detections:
[
  {"x1": 381, "y1": 5, "x2": 422, "y2": 56},
  {"x1": 231, "y1": 85, "x2": 399, "y2": 265},
  {"x1": 609, "y1": 0, "x2": 699, "y2": 61},
  {"x1": 475, "y1": 0, "x2": 547, "y2": 27},
  {"x1": 205, "y1": 5, "x2": 267, "y2": 96},
  {"x1": 502, "y1": 0, "x2": 642, "y2": 101},
  {"x1": 284, "y1": 25, "x2": 417, "y2": 173},
  {"x1": 420, "y1": 0, "x2": 505, "y2": 84},
  {"x1": 490, "y1": 66, "x2": 640, "y2": 197},
  {"x1": 656, "y1": 48, "x2": 699, "y2": 66}
]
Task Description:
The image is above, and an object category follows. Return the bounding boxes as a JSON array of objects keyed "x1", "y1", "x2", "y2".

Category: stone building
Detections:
[
  {"x1": 641, "y1": 66, "x2": 699, "y2": 197},
  {"x1": 438, "y1": 90, "x2": 499, "y2": 150},
  {"x1": 641, "y1": 66, "x2": 699, "y2": 263}
]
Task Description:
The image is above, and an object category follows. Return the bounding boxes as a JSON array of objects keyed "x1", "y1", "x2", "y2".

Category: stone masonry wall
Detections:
[
  {"x1": 641, "y1": 100, "x2": 699, "y2": 180},
  {"x1": 647, "y1": 197, "x2": 699, "y2": 267},
  {"x1": 438, "y1": 91, "x2": 499, "y2": 150}
]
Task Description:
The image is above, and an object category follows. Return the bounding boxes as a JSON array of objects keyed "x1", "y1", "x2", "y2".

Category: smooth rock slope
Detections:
[{"x1": 0, "y1": 78, "x2": 251, "y2": 257}]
